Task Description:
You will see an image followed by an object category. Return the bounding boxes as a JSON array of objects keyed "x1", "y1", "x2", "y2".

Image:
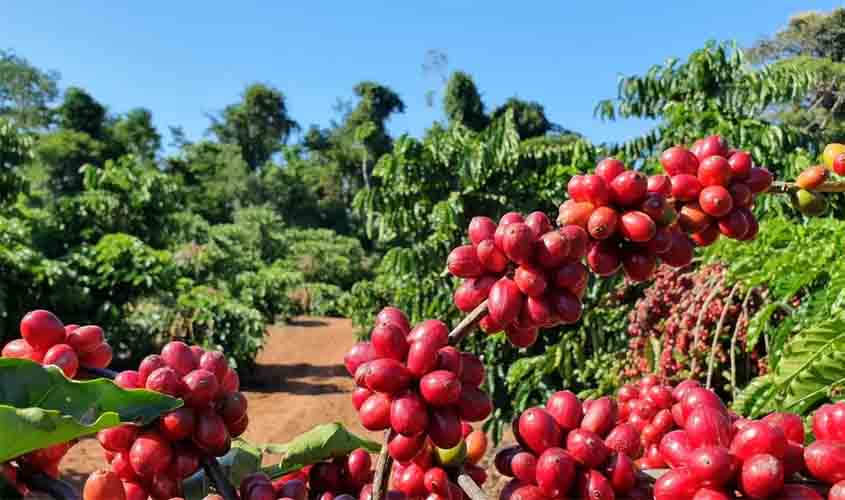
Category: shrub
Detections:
[
  {"x1": 172, "y1": 286, "x2": 266, "y2": 369},
  {"x1": 302, "y1": 283, "x2": 345, "y2": 316},
  {"x1": 234, "y1": 265, "x2": 305, "y2": 324}
]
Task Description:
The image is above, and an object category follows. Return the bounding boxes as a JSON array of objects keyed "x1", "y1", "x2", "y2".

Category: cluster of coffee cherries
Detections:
[
  {"x1": 803, "y1": 402, "x2": 845, "y2": 498},
  {"x1": 495, "y1": 373, "x2": 845, "y2": 500},
  {"x1": 560, "y1": 135, "x2": 771, "y2": 284},
  {"x1": 612, "y1": 376, "x2": 845, "y2": 499},
  {"x1": 390, "y1": 422, "x2": 488, "y2": 500},
  {"x1": 791, "y1": 141, "x2": 845, "y2": 217},
  {"x1": 649, "y1": 382, "x2": 822, "y2": 500},
  {"x1": 0, "y1": 310, "x2": 113, "y2": 493},
  {"x1": 446, "y1": 212, "x2": 587, "y2": 347},
  {"x1": 659, "y1": 135, "x2": 771, "y2": 248},
  {"x1": 2, "y1": 309, "x2": 113, "y2": 377},
  {"x1": 495, "y1": 388, "x2": 649, "y2": 500},
  {"x1": 96, "y1": 341, "x2": 246, "y2": 500},
  {"x1": 263, "y1": 448, "x2": 374, "y2": 500},
  {"x1": 345, "y1": 307, "x2": 492, "y2": 498},
  {"x1": 345, "y1": 307, "x2": 493, "y2": 453}
]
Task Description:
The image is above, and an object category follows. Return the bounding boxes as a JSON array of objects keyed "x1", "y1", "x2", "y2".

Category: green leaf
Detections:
[
  {"x1": 260, "y1": 423, "x2": 381, "y2": 478},
  {"x1": 775, "y1": 318, "x2": 845, "y2": 413},
  {"x1": 0, "y1": 358, "x2": 180, "y2": 462},
  {"x1": 182, "y1": 439, "x2": 262, "y2": 500},
  {"x1": 745, "y1": 303, "x2": 778, "y2": 352},
  {"x1": 732, "y1": 374, "x2": 777, "y2": 418}
]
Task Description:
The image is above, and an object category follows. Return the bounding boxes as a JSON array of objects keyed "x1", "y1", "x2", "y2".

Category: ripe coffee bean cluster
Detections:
[
  {"x1": 495, "y1": 374, "x2": 845, "y2": 500},
  {"x1": 560, "y1": 136, "x2": 771, "y2": 284},
  {"x1": 96, "y1": 341, "x2": 246, "y2": 500},
  {"x1": 625, "y1": 264, "x2": 765, "y2": 382},
  {"x1": 561, "y1": 160, "x2": 691, "y2": 282},
  {"x1": 265, "y1": 448, "x2": 375, "y2": 500},
  {"x1": 659, "y1": 135, "x2": 770, "y2": 248},
  {"x1": 1, "y1": 310, "x2": 114, "y2": 490},
  {"x1": 345, "y1": 307, "x2": 493, "y2": 499},
  {"x1": 447, "y1": 212, "x2": 587, "y2": 347},
  {"x1": 805, "y1": 402, "x2": 845, "y2": 496},
  {"x1": 345, "y1": 308, "x2": 493, "y2": 455},
  {"x1": 496, "y1": 386, "x2": 651, "y2": 499},
  {"x1": 389, "y1": 422, "x2": 488, "y2": 500},
  {"x1": 2, "y1": 309, "x2": 113, "y2": 378},
  {"x1": 650, "y1": 381, "x2": 819, "y2": 500}
]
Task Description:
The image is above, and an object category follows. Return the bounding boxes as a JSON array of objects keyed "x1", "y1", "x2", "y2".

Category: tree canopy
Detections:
[{"x1": 208, "y1": 83, "x2": 299, "y2": 169}]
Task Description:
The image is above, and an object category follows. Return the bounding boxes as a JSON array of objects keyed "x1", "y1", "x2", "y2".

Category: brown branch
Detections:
[
  {"x1": 371, "y1": 430, "x2": 394, "y2": 500},
  {"x1": 706, "y1": 284, "x2": 740, "y2": 389},
  {"x1": 731, "y1": 288, "x2": 756, "y2": 400},
  {"x1": 448, "y1": 300, "x2": 488, "y2": 346},
  {"x1": 457, "y1": 471, "x2": 488, "y2": 500},
  {"x1": 200, "y1": 455, "x2": 239, "y2": 500},
  {"x1": 17, "y1": 470, "x2": 79, "y2": 500},
  {"x1": 771, "y1": 180, "x2": 845, "y2": 193},
  {"x1": 689, "y1": 279, "x2": 724, "y2": 376}
]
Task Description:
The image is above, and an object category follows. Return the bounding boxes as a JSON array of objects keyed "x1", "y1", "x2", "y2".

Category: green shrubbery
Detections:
[{"x1": 1, "y1": 117, "x2": 370, "y2": 370}]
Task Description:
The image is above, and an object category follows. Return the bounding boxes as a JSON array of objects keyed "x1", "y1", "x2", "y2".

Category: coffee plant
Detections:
[{"x1": 625, "y1": 263, "x2": 765, "y2": 393}]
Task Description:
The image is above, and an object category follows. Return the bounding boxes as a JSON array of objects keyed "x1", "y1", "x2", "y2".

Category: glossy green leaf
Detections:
[
  {"x1": 0, "y1": 358, "x2": 180, "y2": 462},
  {"x1": 776, "y1": 318, "x2": 845, "y2": 413},
  {"x1": 260, "y1": 423, "x2": 381, "y2": 478},
  {"x1": 732, "y1": 374, "x2": 777, "y2": 418}
]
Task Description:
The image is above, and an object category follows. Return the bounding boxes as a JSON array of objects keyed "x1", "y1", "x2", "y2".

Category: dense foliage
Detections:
[
  {"x1": 345, "y1": 40, "x2": 845, "y2": 440},
  {"x1": 4, "y1": 9, "x2": 845, "y2": 436},
  {"x1": 0, "y1": 59, "x2": 374, "y2": 369}
]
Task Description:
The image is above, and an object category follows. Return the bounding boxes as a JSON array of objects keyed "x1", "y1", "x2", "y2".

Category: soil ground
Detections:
[{"x1": 52, "y1": 317, "x2": 510, "y2": 498}]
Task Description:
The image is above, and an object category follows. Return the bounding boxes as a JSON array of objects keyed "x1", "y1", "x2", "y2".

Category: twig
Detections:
[
  {"x1": 706, "y1": 284, "x2": 740, "y2": 389},
  {"x1": 457, "y1": 471, "x2": 488, "y2": 500},
  {"x1": 371, "y1": 431, "x2": 394, "y2": 500},
  {"x1": 448, "y1": 300, "x2": 488, "y2": 346},
  {"x1": 17, "y1": 470, "x2": 79, "y2": 500},
  {"x1": 731, "y1": 288, "x2": 756, "y2": 400},
  {"x1": 690, "y1": 279, "x2": 724, "y2": 376},
  {"x1": 771, "y1": 180, "x2": 845, "y2": 193},
  {"x1": 201, "y1": 455, "x2": 239, "y2": 500},
  {"x1": 678, "y1": 276, "x2": 717, "y2": 377}
]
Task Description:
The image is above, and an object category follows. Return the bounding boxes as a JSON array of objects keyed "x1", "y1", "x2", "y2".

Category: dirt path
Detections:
[{"x1": 58, "y1": 317, "x2": 375, "y2": 493}]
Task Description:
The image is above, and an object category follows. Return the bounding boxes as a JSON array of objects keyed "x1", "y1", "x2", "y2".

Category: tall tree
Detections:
[
  {"x1": 491, "y1": 97, "x2": 553, "y2": 139},
  {"x1": 0, "y1": 119, "x2": 31, "y2": 202},
  {"x1": 748, "y1": 9, "x2": 845, "y2": 62},
  {"x1": 0, "y1": 50, "x2": 59, "y2": 128},
  {"x1": 34, "y1": 130, "x2": 104, "y2": 194},
  {"x1": 57, "y1": 87, "x2": 106, "y2": 139},
  {"x1": 443, "y1": 71, "x2": 488, "y2": 131},
  {"x1": 344, "y1": 82, "x2": 405, "y2": 157},
  {"x1": 747, "y1": 9, "x2": 845, "y2": 142},
  {"x1": 110, "y1": 108, "x2": 161, "y2": 159},
  {"x1": 209, "y1": 83, "x2": 298, "y2": 170},
  {"x1": 164, "y1": 141, "x2": 249, "y2": 223}
]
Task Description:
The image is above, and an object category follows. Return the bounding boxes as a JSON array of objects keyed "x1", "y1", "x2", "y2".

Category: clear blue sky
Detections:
[{"x1": 2, "y1": 1, "x2": 841, "y2": 148}]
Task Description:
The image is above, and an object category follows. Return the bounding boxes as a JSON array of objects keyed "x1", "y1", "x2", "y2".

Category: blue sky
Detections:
[{"x1": 2, "y1": 1, "x2": 841, "y2": 148}]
